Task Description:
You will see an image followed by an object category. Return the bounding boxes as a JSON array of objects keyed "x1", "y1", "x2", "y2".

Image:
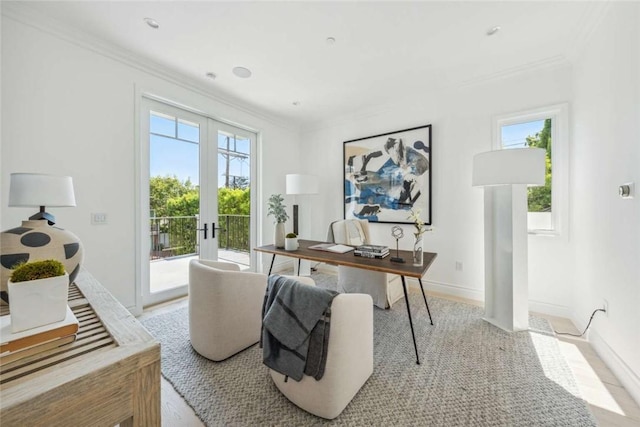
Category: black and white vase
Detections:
[{"x1": 0, "y1": 220, "x2": 84, "y2": 304}]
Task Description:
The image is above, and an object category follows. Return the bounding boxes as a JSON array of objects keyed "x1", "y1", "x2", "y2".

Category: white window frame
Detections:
[{"x1": 493, "y1": 103, "x2": 568, "y2": 239}]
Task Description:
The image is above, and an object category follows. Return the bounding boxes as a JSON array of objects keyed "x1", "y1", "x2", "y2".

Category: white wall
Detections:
[
  {"x1": 300, "y1": 2, "x2": 640, "y2": 403},
  {"x1": 571, "y1": 3, "x2": 640, "y2": 404},
  {"x1": 1, "y1": 15, "x2": 300, "y2": 311},
  {"x1": 2, "y1": 0, "x2": 637, "y2": 405},
  {"x1": 301, "y1": 64, "x2": 574, "y2": 313}
]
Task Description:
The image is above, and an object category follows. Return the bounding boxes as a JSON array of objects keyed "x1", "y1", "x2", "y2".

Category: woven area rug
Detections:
[{"x1": 141, "y1": 273, "x2": 596, "y2": 426}]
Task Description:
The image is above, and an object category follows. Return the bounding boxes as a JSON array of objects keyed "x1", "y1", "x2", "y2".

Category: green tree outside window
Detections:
[{"x1": 525, "y1": 119, "x2": 552, "y2": 213}]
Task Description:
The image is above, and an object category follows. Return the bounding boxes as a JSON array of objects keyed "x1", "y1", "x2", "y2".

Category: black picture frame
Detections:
[{"x1": 343, "y1": 124, "x2": 432, "y2": 225}]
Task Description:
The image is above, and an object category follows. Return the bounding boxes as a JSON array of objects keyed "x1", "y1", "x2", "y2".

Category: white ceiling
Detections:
[{"x1": 7, "y1": 1, "x2": 603, "y2": 127}]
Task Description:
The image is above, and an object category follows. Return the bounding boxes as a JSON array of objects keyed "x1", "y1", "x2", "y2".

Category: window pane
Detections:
[
  {"x1": 218, "y1": 132, "x2": 231, "y2": 149},
  {"x1": 500, "y1": 119, "x2": 552, "y2": 214},
  {"x1": 235, "y1": 136, "x2": 250, "y2": 154},
  {"x1": 218, "y1": 132, "x2": 250, "y2": 189},
  {"x1": 150, "y1": 111, "x2": 176, "y2": 138},
  {"x1": 177, "y1": 119, "x2": 199, "y2": 143},
  {"x1": 150, "y1": 134, "x2": 199, "y2": 185}
]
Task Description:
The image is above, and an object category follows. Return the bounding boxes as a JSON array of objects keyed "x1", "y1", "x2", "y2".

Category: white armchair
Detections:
[
  {"x1": 189, "y1": 260, "x2": 315, "y2": 361},
  {"x1": 269, "y1": 292, "x2": 373, "y2": 419},
  {"x1": 188, "y1": 259, "x2": 267, "y2": 361},
  {"x1": 329, "y1": 219, "x2": 404, "y2": 309}
]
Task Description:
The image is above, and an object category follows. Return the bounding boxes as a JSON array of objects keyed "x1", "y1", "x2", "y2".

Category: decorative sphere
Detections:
[
  {"x1": 391, "y1": 225, "x2": 404, "y2": 239},
  {"x1": 1, "y1": 220, "x2": 84, "y2": 303}
]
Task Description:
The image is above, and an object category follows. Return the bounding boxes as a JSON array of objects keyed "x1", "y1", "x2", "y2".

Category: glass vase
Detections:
[{"x1": 412, "y1": 235, "x2": 423, "y2": 267}]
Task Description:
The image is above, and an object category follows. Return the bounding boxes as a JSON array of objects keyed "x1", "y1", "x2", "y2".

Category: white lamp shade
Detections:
[
  {"x1": 8, "y1": 173, "x2": 76, "y2": 207},
  {"x1": 472, "y1": 148, "x2": 545, "y2": 187},
  {"x1": 286, "y1": 174, "x2": 319, "y2": 195}
]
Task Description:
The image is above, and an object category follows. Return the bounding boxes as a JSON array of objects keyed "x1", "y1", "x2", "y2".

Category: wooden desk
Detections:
[
  {"x1": 0, "y1": 270, "x2": 160, "y2": 427},
  {"x1": 255, "y1": 239, "x2": 438, "y2": 364}
]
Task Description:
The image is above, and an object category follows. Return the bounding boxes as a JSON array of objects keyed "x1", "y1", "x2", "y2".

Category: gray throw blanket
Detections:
[{"x1": 261, "y1": 275, "x2": 338, "y2": 381}]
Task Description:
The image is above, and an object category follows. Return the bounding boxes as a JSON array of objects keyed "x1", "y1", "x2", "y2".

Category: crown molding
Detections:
[
  {"x1": 1, "y1": 2, "x2": 299, "y2": 133},
  {"x1": 301, "y1": 101, "x2": 403, "y2": 134},
  {"x1": 302, "y1": 54, "x2": 570, "y2": 134},
  {"x1": 455, "y1": 55, "x2": 570, "y2": 89},
  {"x1": 564, "y1": 1, "x2": 612, "y2": 63}
]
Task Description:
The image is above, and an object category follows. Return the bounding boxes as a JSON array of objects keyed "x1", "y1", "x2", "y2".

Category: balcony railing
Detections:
[{"x1": 150, "y1": 215, "x2": 250, "y2": 260}]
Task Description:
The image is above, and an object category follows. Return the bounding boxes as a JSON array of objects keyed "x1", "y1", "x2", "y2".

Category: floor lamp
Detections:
[
  {"x1": 285, "y1": 174, "x2": 319, "y2": 236},
  {"x1": 472, "y1": 148, "x2": 545, "y2": 332}
]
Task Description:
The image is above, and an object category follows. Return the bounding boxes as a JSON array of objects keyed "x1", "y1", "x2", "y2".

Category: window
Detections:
[{"x1": 495, "y1": 104, "x2": 568, "y2": 236}]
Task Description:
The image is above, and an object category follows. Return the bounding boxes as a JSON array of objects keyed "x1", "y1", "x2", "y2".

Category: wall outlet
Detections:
[
  {"x1": 455, "y1": 261, "x2": 463, "y2": 272},
  {"x1": 602, "y1": 299, "x2": 609, "y2": 317},
  {"x1": 91, "y1": 213, "x2": 108, "y2": 225},
  {"x1": 619, "y1": 182, "x2": 635, "y2": 199}
]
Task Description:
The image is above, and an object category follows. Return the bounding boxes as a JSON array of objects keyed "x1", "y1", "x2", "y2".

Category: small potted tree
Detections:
[
  {"x1": 8, "y1": 259, "x2": 69, "y2": 333},
  {"x1": 267, "y1": 194, "x2": 289, "y2": 248},
  {"x1": 285, "y1": 232, "x2": 299, "y2": 251}
]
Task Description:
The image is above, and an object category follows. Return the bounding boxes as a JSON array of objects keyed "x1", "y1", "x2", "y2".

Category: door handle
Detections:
[
  {"x1": 212, "y1": 223, "x2": 225, "y2": 239},
  {"x1": 196, "y1": 223, "x2": 208, "y2": 239}
]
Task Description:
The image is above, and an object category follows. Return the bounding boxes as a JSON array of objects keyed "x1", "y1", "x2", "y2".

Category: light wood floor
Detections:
[{"x1": 140, "y1": 291, "x2": 640, "y2": 427}]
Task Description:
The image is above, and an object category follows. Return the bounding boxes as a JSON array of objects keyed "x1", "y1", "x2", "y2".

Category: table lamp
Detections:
[
  {"x1": 1, "y1": 173, "x2": 84, "y2": 303},
  {"x1": 472, "y1": 148, "x2": 545, "y2": 332},
  {"x1": 8, "y1": 173, "x2": 76, "y2": 224},
  {"x1": 285, "y1": 174, "x2": 319, "y2": 235}
]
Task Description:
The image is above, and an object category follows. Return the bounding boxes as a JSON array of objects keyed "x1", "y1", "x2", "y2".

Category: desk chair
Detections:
[{"x1": 328, "y1": 219, "x2": 404, "y2": 309}]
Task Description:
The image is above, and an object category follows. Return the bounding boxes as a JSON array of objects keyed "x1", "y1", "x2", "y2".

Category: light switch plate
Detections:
[{"x1": 91, "y1": 213, "x2": 108, "y2": 225}]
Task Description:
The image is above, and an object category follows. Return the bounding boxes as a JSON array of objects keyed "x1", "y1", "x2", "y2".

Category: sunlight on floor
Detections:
[
  {"x1": 557, "y1": 339, "x2": 626, "y2": 416},
  {"x1": 150, "y1": 250, "x2": 250, "y2": 293}
]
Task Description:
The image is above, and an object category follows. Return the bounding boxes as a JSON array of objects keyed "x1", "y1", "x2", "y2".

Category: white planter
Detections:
[
  {"x1": 8, "y1": 273, "x2": 69, "y2": 333},
  {"x1": 285, "y1": 238, "x2": 299, "y2": 251}
]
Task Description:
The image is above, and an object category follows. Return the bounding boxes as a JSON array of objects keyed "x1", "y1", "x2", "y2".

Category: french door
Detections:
[{"x1": 140, "y1": 98, "x2": 256, "y2": 307}]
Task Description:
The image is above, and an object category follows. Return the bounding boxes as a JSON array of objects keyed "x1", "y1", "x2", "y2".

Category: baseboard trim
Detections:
[
  {"x1": 128, "y1": 305, "x2": 142, "y2": 316},
  {"x1": 411, "y1": 279, "x2": 484, "y2": 302},
  {"x1": 315, "y1": 264, "x2": 337, "y2": 275},
  {"x1": 589, "y1": 329, "x2": 640, "y2": 407},
  {"x1": 269, "y1": 259, "x2": 296, "y2": 274},
  {"x1": 528, "y1": 300, "x2": 572, "y2": 319},
  {"x1": 301, "y1": 269, "x2": 572, "y2": 318}
]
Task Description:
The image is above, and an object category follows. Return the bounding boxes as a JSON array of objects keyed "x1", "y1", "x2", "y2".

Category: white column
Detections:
[{"x1": 482, "y1": 184, "x2": 529, "y2": 331}]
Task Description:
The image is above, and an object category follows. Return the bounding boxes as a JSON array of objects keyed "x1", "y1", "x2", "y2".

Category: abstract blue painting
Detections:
[{"x1": 343, "y1": 125, "x2": 431, "y2": 225}]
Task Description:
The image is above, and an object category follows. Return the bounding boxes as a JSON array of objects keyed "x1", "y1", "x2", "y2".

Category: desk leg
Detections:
[
  {"x1": 268, "y1": 254, "x2": 276, "y2": 275},
  {"x1": 401, "y1": 276, "x2": 420, "y2": 365},
  {"x1": 418, "y1": 278, "x2": 434, "y2": 325},
  {"x1": 298, "y1": 259, "x2": 301, "y2": 276}
]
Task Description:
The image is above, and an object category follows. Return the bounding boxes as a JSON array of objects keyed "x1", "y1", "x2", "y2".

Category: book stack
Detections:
[
  {"x1": 354, "y1": 244, "x2": 390, "y2": 259},
  {"x1": 0, "y1": 306, "x2": 79, "y2": 364}
]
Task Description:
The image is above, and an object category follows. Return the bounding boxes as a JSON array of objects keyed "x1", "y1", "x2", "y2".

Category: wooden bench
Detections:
[{"x1": 0, "y1": 270, "x2": 160, "y2": 426}]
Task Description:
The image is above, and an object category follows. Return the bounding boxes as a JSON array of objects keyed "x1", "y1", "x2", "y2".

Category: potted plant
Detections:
[
  {"x1": 285, "y1": 232, "x2": 299, "y2": 251},
  {"x1": 8, "y1": 259, "x2": 69, "y2": 333},
  {"x1": 267, "y1": 194, "x2": 289, "y2": 248}
]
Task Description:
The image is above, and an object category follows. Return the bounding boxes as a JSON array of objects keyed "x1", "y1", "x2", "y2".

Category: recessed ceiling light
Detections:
[
  {"x1": 232, "y1": 66, "x2": 252, "y2": 78},
  {"x1": 144, "y1": 17, "x2": 159, "y2": 29},
  {"x1": 205, "y1": 72, "x2": 217, "y2": 80},
  {"x1": 487, "y1": 26, "x2": 501, "y2": 36},
  {"x1": 292, "y1": 101, "x2": 301, "y2": 106},
  {"x1": 326, "y1": 37, "x2": 336, "y2": 45}
]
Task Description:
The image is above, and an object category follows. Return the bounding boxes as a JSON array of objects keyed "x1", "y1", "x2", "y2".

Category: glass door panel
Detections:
[
  {"x1": 141, "y1": 99, "x2": 256, "y2": 307},
  {"x1": 142, "y1": 99, "x2": 217, "y2": 306},
  {"x1": 216, "y1": 124, "x2": 255, "y2": 270}
]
